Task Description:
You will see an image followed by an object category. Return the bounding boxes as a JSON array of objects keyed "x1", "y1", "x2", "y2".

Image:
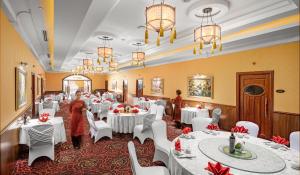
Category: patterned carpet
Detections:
[{"x1": 12, "y1": 101, "x2": 182, "y2": 175}]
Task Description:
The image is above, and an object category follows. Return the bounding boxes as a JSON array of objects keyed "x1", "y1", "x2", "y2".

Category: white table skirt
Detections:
[
  {"x1": 169, "y1": 131, "x2": 300, "y2": 175},
  {"x1": 181, "y1": 107, "x2": 209, "y2": 124},
  {"x1": 19, "y1": 117, "x2": 67, "y2": 145},
  {"x1": 107, "y1": 112, "x2": 147, "y2": 133}
]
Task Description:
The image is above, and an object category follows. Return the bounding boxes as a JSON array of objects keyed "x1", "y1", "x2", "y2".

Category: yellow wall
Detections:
[
  {"x1": 45, "y1": 73, "x2": 107, "y2": 91},
  {"x1": 0, "y1": 10, "x2": 45, "y2": 131},
  {"x1": 107, "y1": 42, "x2": 299, "y2": 114}
]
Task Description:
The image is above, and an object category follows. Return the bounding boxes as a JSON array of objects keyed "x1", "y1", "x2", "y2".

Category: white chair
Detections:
[
  {"x1": 28, "y1": 125, "x2": 54, "y2": 166},
  {"x1": 86, "y1": 111, "x2": 112, "y2": 143},
  {"x1": 192, "y1": 117, "x2": 212, "y2": 131},
  {"x1": 128, "y1": 141, "x2": 170, "y2": 175},
  {"x1": 133, "y1": 114, "x2": 155, "y2": 144},
  {"x1": 152, "y1": 120, "x2": 171, "y2": 166},
  {"x1": 290, "y1": 131, "x2": 300, "y2": 151},
  {"x1": 236, "y1": 121, "x2": 259, "y2": 137},
  {"x1": 156, "y1": 105, "x2": 165, "y2": 120},
  {"x1": 133, "y1": 97, "x2": 139, "y2": 105},
  {"x1": 97, "y1": 102, "x2": 110, "y2": 120},
  {"x1": 149, "y1": 104, "x2": 158, "y2": 115}
]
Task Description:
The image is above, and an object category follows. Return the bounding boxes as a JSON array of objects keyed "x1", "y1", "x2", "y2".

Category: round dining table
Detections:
[
  {"x1": 169, "y1": 131, "x2": 300, "y2": 175},
  {"x1": 181, "y1": 107, "x2": 210, "y2": 124},
  {"x1": 106, "y1": 111, "x2": 148, "y2": 133}
]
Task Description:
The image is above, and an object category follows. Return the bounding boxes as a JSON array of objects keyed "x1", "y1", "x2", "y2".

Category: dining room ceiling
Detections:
[{"x1": 2, "y1": 0, "x2": 299, "y2": 72}]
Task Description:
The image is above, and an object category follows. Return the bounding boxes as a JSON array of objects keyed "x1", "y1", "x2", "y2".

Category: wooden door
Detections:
[
  {"x1": 123, "y1": 80, "x2": 128, "y2": 103},
  {"x1": 136, "y1": 79, "x2": 143, "y2": 97},
  {"x1": 31, "y1": 73, "x2": 36, "y2": 116},
  {"x1": 41, "y1": 78, "x2": 44, "y2": 95},
  {"x1": 236, "y1": 71, "x2": 274, "y2": 138},
  {"x1": 105, "y1": 80, "x2": 108, "y2": 91}
]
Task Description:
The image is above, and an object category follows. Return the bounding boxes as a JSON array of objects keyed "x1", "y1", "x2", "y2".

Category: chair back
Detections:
[
  {"x1": 290, "y1": 131, "x2": 300, "y2": 151},
  {"x1": 100, "y1": 103, "x2": 110, "y2": 114},
  {"x1": 156, "y1": 105, "x2": 165, "y2": 120},
  {"x1": 192, "y1": 117, "x2": 212, "y2": 131},
  {"x1": 149, "y1": 104, "x2": 158, "y2": 115},
  {"x1": 211, "y1": 108, "x2": 221, "y2": 124},
  {"x1": 132, "y1": 97, "x2": 139, "y2": 105},
  {"x1": 86, "y1": 111, "x2": 96, "y2": 130},
  {"x1": 38, "y1": 103, "x2": 43, "y2": 113},
  {"x1": 152, "y1": 120, "x2": 168, "y2": 144},
  {"x1": 236, "y1": 121, "x2": 259, "y2": 137},
  {"x1": 28, "y1": 124, "x2": 54, "y2": 147},
  {"x1": 142, "y1": 114, "x2": 155, "y2": 132},
  {"x1": 43, "y1": 101, "x2": 53, "y2": 109},
  {"x1": 127, "y1": 141, "x2": 141, "y2": 175},
  {"x1": 155, "y1": 99, "x2": 166, "y2": 107}
]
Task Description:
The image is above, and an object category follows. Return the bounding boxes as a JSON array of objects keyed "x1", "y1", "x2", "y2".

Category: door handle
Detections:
[{"x1": 265, "y1": 98, "x2": 268, "y2": 118}]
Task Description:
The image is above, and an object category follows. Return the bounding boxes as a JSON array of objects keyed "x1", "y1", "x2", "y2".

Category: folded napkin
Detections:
[
  {"x1": 109, "y1": 107, "x2": 113, "y2": 110},
  {"x1": 40, "y1": 113, "x2": 50, "y2": 117},
  {"x1": 271, "y1": 136, "x2": 289, "y2": 146},
  {"x1": 231, "y1": 126, "x2": 248, "y2": 133},
  {"x1": 175, "y1": 139, "x2": 181, "y2": 152},
  {"x1": 117, "y1": 104, "x2": 125, "y2": 108},
  {"x1": 106, "y1": 98, "x2": 113, "y2": 102},
  {"x1": 131, "y1": 109, "x2": 139, "y2": 113},
  {"x1": 182, "y1": 127, "x2": 192, "y2": 134},
  {"x1": 113, "y1": 109, "x2": 119, "y2": 114},
  {"x1": 207, "y1": 124, "x2": 219, "y2": 130},
  {"x1": 94, "y1": 100, "x2": 101, "y2": 103},
  {"x1": 205, "y1": 162, "x2": 233, "y2": 175}
]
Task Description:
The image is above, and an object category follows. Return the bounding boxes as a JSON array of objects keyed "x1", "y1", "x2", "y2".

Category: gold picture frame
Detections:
[
  {"x1": 151, "y1": 77, "x2": 164, "y2": 95},
  {"x1": 15, "y1": 67, "x2": 27, "y2": 110},
  {"x1": 187, "y1": 74, "x2": 213, "y2": 98}
]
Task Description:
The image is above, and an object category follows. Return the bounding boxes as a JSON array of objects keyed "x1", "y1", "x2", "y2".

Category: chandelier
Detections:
[
  {"x1": 72, "y1": 53, "x2": 103, "y2": 74},
  {"x1": 193, "y1": 7, "x2": 222, "y2": 55},
  {"x1": 97, "y1": 36, "x2": 113, "y2": 64},
  {"x1": 132, "y1": 43, "x2": 145, "y2": 66},
  {"x1": 109, "y1": 57, "x2": 118, "y2": 72},
  {"x1": 145, "y1": 0, "x2": 176, "y2": 46}
]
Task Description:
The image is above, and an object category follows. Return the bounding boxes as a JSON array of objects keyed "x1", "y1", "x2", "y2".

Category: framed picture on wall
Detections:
[
  {"x1": 187, "y1": 74, "x2": 213, "y2": 98},
  {"x1": 151, "y1": 77, "x2": 164, "y2": 95},
  {"x1": 112, "y1": 80, "x2": 117, "y2": 91},
  {"x1": 15, "y1": 67, "x2": 27, "y2": 110}
]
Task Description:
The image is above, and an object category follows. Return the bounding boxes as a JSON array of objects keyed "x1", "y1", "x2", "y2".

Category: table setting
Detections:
[{"x1": 169, "y1": 126, "x2": 300, "y2": 175}]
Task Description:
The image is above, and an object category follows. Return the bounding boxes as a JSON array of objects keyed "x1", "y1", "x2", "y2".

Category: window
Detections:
[{"x1": 244, "y1": 85, "x2": 264, "y2": 95}]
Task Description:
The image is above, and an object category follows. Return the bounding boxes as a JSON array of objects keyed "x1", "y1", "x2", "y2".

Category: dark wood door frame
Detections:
[
  {"x1": 236, "y1": 71, "x2": 274, "y2": 137},
  {"x1": 136, "y1": 79, "x2": 143, "y2": 97},
  {"x1": 31, "y1": 73, "x2": 36, "y2": 116},
  {"x1": 105, "y1": 80, "x2": 108, "y2": 91}
]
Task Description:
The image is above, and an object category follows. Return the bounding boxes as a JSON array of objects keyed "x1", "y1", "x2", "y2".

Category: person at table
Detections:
[
  {"x1": 173, "y1": 89, "x2": 184, "y2": 128},
  {"x1": 69, "y1": 90, "x2": 87, "y2": 149}
]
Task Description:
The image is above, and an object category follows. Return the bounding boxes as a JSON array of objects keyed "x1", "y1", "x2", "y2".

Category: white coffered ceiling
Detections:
[{"x1": 1, "y1": 0, "x2": 299, "y2": 72}]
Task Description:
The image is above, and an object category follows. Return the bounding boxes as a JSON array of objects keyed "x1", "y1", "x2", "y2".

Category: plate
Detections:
[{"x1": 219, "y1": 145, "x2": 257, "y2": 160}]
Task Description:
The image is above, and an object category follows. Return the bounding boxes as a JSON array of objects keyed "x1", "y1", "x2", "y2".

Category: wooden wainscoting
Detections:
[
  {"x1": 1, "y1": 106, "x2": 33, "y2": 175},
  {"x1": 273, "y1": 111, "x2": 300, "y2": 139}
]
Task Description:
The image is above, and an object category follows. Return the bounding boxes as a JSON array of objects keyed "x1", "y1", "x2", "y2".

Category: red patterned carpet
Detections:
[{"x1": 12, "y1": 101, "x2": 182, "y2": 175}]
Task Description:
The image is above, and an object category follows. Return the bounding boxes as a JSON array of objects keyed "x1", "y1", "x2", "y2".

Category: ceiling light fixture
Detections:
[
  {"x1": 132, "y1": 43, "x2": 145, "y2": 67},
  {"x1": 145, "y1": 0, "x2": 176, "y2": 46},
  {"x1": 193, "y1": 7, "x2": 222, "y2": 55},
  {"x1": 109, "y1": 56, "x2": 118, "y2": 72},
  {"x1": 97, "y1": 36, "x2": 113, "y2": 64}
]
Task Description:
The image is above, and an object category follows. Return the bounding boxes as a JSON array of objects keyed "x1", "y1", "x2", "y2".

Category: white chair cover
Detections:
[
  {"x1": 149, "y1": 104, "x2": 158, "y2": 115},
  {"x1": 133, "y1": 114, "x2": 155, "y2": 144},
  {"x1": 192, "y1": 117, "x2": 212, "y2": 131},
  {"x1": 156, "y1": 105, "x2": 165, "y2": 120},
  {"x1": 97, "y1": 102, "x2": 110, "y2": 120},
  {"x1": 87, "y1": 111, "x2": 112, "y2": 143},
  {"x1": 290, "y1": 131, "x2": 300, "y2": 151},
  {"x1": 211, "y1": 108, "x2": 221, "y2": 124},
  {"x1": 28, "y1": 124, "x2": 54, "y2": 166},
  {"x1": 128, "y1": 141, "x2": 170, "y2": 175},
  {"x1": 236, "y1": 121, "x2": 259, "y2": 137},
  {"x1": 133, "y1": 97, "x2": 139, "y2": 106},
  {"x1": 152, "y1": 120, "x2": 171, "y2": 167}
]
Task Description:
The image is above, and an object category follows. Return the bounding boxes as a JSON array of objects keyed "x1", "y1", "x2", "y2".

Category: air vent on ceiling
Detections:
[{"x1": 42, "y1": 30, "x2": 48, "y2": 41}]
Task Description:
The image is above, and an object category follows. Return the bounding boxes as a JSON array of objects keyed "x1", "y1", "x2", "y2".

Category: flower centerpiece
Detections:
[
  {"x1": 124, "y1": 105, "x2": 132, "y2": 113},
  {"x1": 116, "y1": 104, "x2": 125, "y2": 113},
  {"x1": 39, "y1": 113, "x2": 49, "y2": 122}
]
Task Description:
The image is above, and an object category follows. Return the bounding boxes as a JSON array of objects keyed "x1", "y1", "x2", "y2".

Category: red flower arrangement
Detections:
[
  {"x1": 207, "y1": 124, "x2": 220, "y2": 130},
  {"x1": 271, "y1": 136, "x2": 289, "y2": 146},
  {"x1": 205, "y1": 162, "x2": 233, "y2": 175},
  {"x1": 39, "y1": 113, "x2": 49, "y2": 122},
  {"x1": 109, "y1": 107, "x2": 113, "y2": 110},
  {"x1": 113, "y1": 109, "x2": 119, "y2": 114},
  {"x1": 131, "y1": 109, "x2": 139, "y2": 113},
  {"x1": 231, "y1": 126, "x2": 248, "y2": 133},
  {"x1": 182, "y1": 127, "x2": 192, "y2": 135},
  {"x1": 175, "y1": 139, "x2": 181, "y2": 152}
]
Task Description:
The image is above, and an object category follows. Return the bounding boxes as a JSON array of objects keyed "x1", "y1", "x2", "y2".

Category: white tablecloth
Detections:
[
  {"x1": 169, "y1": 131, "x2": 300, "y2": 175},
  {"x1": 138, "y1": 100, "x2": 156, "y2": 109},
  {"x1": 107, "y1": 111, "x2": 147, "y2": 133},
  {"x1": 19, "y1": 117, "x2": 67, "y2": 145},
  {"x1": 181, "y1": 107, "x2": 209, "y2": 124}
]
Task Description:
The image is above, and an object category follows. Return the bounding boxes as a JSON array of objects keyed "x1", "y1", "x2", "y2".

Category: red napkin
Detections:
[
  {"x1": 132, "y1": 109, "x2": 139, "y2": 113},
  {"x1": 106, "y1": 98, "x2": 113, "y2": 102},
  {"x1": 175, "y1": 139, "x2": 181, "y2": 152},
  {"x1": 207, "y1": 124, "x2": 219, "y2": 130},
  {"x1": 271, "y1": 136, "x2": 289, "y2": 146},
  {"x1": 113, "y1": 109, "x2": 119, "y2": 113},
  {"x1": 39, "y1": 114, "x2": 49, "y2": 122},
  {"x1": 205, "y1": 162, "x2": 233, "y2": 175},
  {"x1": 117, "y1": 104, "x2": 125, "y2": 108},
  {"x1": 182, "y1": 127, "x2": 192, "y2": 134},
  {"x1": 134, "y1": 105, "x2": 141, "y2": 109},
  {"x1": 109, "y1": 107, "x2": 113, "y2": 110},
  {"x1": 94, "y1": 100, "x2": 100, "y2": 103},
  {"x1": 231, "y1": 126, "x2": 248, "y2": 133}
]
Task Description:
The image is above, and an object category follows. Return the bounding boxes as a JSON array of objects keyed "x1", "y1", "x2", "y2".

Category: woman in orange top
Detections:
[
  {"x1": 69, "y1": 90, "x2": 87, "y2": 149},
  {"x1": 173, "y1": 89, "x2": 184, "y2": 128}
]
